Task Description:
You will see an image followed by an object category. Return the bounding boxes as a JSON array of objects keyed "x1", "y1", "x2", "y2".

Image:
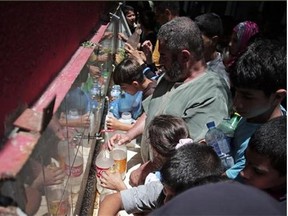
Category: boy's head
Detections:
[
  {"x1": 194, "y1": 13, "x2": 223, "y2": 61},
  {"x1": 113, "y1": 57, "x2": 145, "y2": 95},
  {"x1": 153, "y1": 2, "x2": 179, "y2": 26},
  {"x1": 240, "y1": 115, "x2": 287, "y2": 190},
  {"x1": 148, "y1": 115, "x2": 190, "y2": 166},
  {"x1": 160, "y1": 143, "x2": 225, "y2": 204},
  {"x1": 229, "y1": 39, "x2": 286, "y2": 120}
]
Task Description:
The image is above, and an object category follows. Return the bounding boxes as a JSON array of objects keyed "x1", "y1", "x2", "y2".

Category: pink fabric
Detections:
[
  {"x1": 175, "y1": 138, "x2": 193, "y2": 149},
  {"x1": 224, "y1": 21, "x2": 259, "y2": 69},
  {"x1": 233, "y1": 21, "x2": 259, "y2": 53}
]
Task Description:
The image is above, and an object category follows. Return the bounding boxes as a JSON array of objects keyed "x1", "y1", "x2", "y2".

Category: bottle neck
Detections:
[{"x1": 230, "y1": 115, "x2": 241, "y2": 128}]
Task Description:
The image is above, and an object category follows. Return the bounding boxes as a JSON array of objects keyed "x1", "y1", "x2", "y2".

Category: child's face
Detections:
[
  {"x1": 228, "y1": 32, "x2": 239, "y2": 56},
  {"x1": 233, "y1": 87, "x2": 275, "y2": 121},
  {"x1": 240, "y1": 148, "x2": 286, "y2": 190},
  {"x1": 120, "y1": 83, "x2": 138, "y2": 95},
  {"x1": 125, "y1": 10, "x2": 136, "y2": 27}
]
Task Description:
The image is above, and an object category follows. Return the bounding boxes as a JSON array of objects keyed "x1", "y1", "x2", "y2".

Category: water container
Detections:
[
  {"x1": 119, "y1": 112, "x2": 134, "y2": 125},
  {"x1": 90, "y1": 82, "x2": 101, "y2": 102},
  {"x1": 64, "y1": 144, "x2": 84, "y2": 194},
  {"x1": 205, "y1": 121, "x2": 234, "y2": 169},
  {"x1": 110, "y1": 85, "x2": 121, "y2": 101},
  {"x1": 205, "y1": 121, "x2": 228, "y2": 156},
  {"x1": 95, "y1": 150, "x2": 115, "y2": 193},
  {"x1": 111, "y1": 143, "x2": 127, "y2": 180}
]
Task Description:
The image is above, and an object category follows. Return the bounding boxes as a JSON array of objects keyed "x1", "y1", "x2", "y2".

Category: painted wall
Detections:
[{"x1": 0, "y1": 1, "x2": 115, "y2": 140}]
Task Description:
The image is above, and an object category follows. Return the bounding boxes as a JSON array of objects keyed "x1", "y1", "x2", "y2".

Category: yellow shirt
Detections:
[{"x1": 152, "y1": 40, "x2": 160, "y2": 67}]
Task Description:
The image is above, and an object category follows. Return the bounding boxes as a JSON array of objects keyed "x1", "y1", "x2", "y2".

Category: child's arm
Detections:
[
  {"x1": 59, "y1": 112, "x2": 90, "y2": 128},
  {"x1": 98, "y1": 192, "x2": 123, "y2": 216},
  {"x1": 106, "y1": 116, "x2": 133, "y2": 131},
  {"x1": 99, "y1": 182, "x2": 163, "y2": 216},
  {"x1": 129, "y1": 160, "x2": 159, "y2": 186}
]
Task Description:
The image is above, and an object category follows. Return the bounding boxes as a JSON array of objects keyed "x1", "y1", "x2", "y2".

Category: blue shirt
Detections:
[{"x1": 226, "y1": 106, "x2": 287, "y2": 179}]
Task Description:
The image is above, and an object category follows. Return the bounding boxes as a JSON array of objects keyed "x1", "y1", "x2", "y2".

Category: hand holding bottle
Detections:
[
  {"x1": 107, "y1": 133, "x2": 131, "y2": 150},
  {"x1": 100, "y1": 170, "x2": 127, "y2": 191},
  {"x1": 106, "y1": 116, "x2": 121, "y2": 130}
]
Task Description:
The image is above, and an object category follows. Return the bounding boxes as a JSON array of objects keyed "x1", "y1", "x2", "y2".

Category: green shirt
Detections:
[{"x1": 141, "y1": 70, "x2": 232, "y2": 162}]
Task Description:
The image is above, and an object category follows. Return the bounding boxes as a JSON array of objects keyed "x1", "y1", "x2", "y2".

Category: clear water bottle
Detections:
[
  {"x1": 205, "y1": 121, "x2": 224, "y2": 156},
  {"x1": 110, "y1": 85, "x2": 121, "y2": 101},
  {"x1": 90, "y1": 82, "x2": 101, "y2": 102},
  {"x1": 205, "y1": 121, "x2": 234, "y2": 169}
]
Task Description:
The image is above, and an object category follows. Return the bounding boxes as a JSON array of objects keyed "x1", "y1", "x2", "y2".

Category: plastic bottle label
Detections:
[
  {"x1": 95, "y1": 165, "x2": 110, "y2": 178},
  {"x1": 218, "y1": 138, "x2": 231, "y2": 154},
  {"x1": 64, "y1": 163, "x2": 83, "y2": 177},
  {"x1": 210, "y1": 141, "x2": 222, "y2": 156}
]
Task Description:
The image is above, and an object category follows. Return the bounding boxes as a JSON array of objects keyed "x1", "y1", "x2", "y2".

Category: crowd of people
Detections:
[{"x1": 95, "y1": 1, "x2": 287, "y2": 215}]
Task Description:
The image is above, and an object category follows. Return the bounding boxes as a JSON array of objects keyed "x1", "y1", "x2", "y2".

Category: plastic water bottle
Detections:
[
  {"x1": 95, "y1": 149, "x2": 115, "y2": 193},
  {"x1": 205, "y1": 121, "x2": 224, "y2": 156},
  {"x1": 205, "y1": 121, "x2": 234, "y2": 169},
  {"x1": 119, "y1": 112, "x2": 134, "y2": 125},
  {"x1": 64, "y1": 138, "x2": 84, "y2": 194},
  {"x1": 110, "y1": 85, "x2": 121, "y2": 101},
  {"x1": 104, "y1": 107, "x2": 116, "y2": 141},
  {"x1": 111, "y1": 143, "x2": 127, "y2": 180},
  {"x1": 90, "y1": 82, "x2": 101, "y2": 102}
]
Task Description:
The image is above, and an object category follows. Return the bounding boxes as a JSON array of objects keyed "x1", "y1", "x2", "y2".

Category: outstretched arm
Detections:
[
  {"x1": 107, "y1": 113, "x2": 146, "y2": 149},
  {"x1": 98, "y1": 192, "x2": 123, "y2": 216}
]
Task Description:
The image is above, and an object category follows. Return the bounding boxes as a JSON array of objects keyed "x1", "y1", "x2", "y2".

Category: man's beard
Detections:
[{"x1": 163, "y1": 61, "x2": 183, "y2": 82}]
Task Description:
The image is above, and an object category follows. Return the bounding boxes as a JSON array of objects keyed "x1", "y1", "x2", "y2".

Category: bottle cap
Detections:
[
  {"x1": 206, "y1": 121, "x2": 216, "y2": 129},
  {"x1": 121, "y1": 112, "x2": 132, "y2": 120}
]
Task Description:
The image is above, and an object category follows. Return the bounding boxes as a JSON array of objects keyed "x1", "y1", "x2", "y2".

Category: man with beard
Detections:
[{"x1": 108, "y1": 17, "x2": 231, "y2": 186}]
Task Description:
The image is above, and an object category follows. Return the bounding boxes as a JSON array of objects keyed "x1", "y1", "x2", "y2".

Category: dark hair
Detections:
[
  {"x1": 160, "y1": 143, "x2": 225, "y2": 194},
  {"x1": 121, "y1": 5, "x2": 135, "y2": 16},
  {"x1": 113, "y1": 57, "x2": 144, "y2": 85},
  {"x1": 153, "y1": 2, "x2": 180, "y2": 16},
  {"x1": 248, "y1": 115, "x2": 287, "y2": 176},
  {"x1": 148, "y1": 115, "x2": 189, "y2": 158},
  {"x1": 194, "y1": 13, "x2": 223, "y2": 38},
  {"x1": 138, "y1": 10, "x2": 156, "y2": 31},
  {"x1": 157, "y1": 17, "x2": 204, "y2": 61},
  {"x1": 229, "y1": 38, "x2": 286, "y2": 96}
]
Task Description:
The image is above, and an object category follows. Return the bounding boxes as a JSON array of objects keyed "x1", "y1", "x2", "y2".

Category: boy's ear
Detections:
[
  {"x1": 164, "y1": 9, "x2": 171, "y2": 18},
  {"x1": 274, "y1": 89, "x2": 287, "y2": 103},
  {"x1": 211, "y1": 35, "x2": 219, "y2": 46},
  {"x1": 132, "y1": 81, "x2": 140, "y2": 88}
]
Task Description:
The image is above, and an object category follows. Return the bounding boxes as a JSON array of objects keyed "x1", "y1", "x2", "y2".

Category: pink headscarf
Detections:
[
  {"x1": 233, "y1": 21, "x2": 259, "y2": 54},
  {"x1": 224, "y1": 21, "x2": 259, "y2": 69}
]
